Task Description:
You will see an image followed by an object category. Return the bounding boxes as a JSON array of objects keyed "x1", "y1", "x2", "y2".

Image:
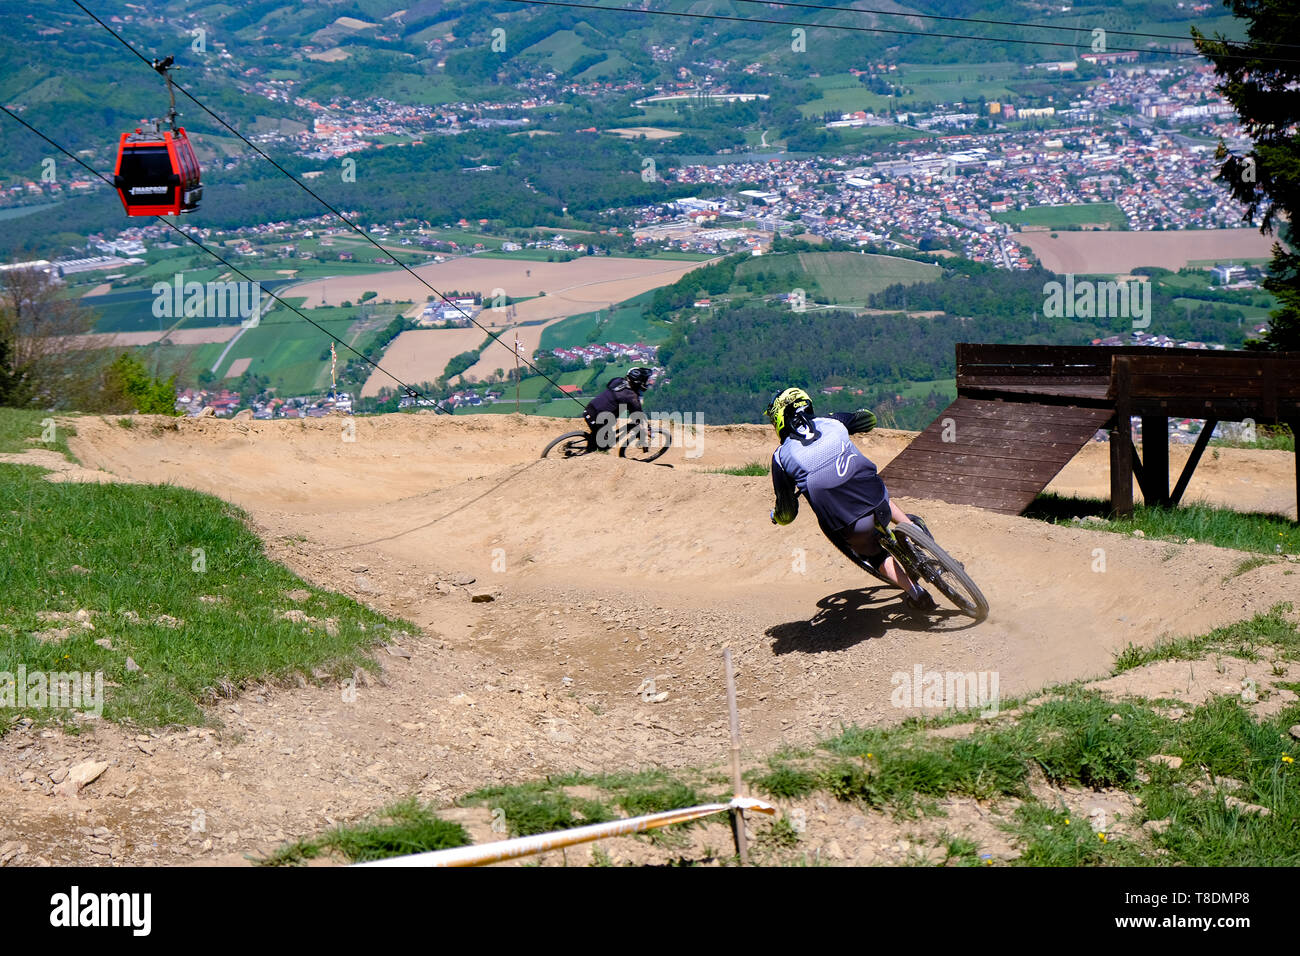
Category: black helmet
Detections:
[{"x1": 626, "y1": 367, "x2": 652, "y2": 392}]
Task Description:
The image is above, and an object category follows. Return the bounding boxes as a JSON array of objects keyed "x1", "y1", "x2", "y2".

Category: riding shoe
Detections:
[{"x1": 906, "y1": 590, "x2": 938, "y2": 613}]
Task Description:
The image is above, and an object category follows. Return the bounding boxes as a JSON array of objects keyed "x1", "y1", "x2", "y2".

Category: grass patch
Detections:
[
  {"x1": 460, "y1": 768, "x2": 727, "y2": 840},
  {"x1": 1026, "y1": 492, "x2": 1299, "y2": 555},
  {"x1": 1210, "y1": 423, "x2": 1295, "y2": 452},
  {"x1": 258, "y1": 799, "x2": 470, "y2": 865},
  {"x1": 0, "y1": 461, "x2": 410, "y2": 732},
  {"x1": 750, "y1": 762, "x2": 820, "y2": 799},
  {"x1": 0, "y1": 408, "x2": 77, "y2": 460},
  {"x1": 706, "y1": 461, "x2": 770, "y2": 476},
  {"x1": 462, "y1": 779, "x2": 614, "y2": 837}
]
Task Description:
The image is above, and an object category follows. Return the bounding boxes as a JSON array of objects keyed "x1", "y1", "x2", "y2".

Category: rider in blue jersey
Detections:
[{"x1": 765, "y1": 387, "x2": 937, "y2": 612}]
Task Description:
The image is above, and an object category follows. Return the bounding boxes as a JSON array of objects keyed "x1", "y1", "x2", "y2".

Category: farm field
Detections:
[
  {"x1": 1017, "y1": 228, "x2": 1279, "y2": 274},
  {"x1": 358, "y1": 327, "x2": 486, "y2": 397}
]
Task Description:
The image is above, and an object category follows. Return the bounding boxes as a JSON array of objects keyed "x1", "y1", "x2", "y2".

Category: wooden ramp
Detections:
[
  {"x1": 881, "y1": 397, "x2": 1114, "y2": 515},
  {"x1": 879, "y1": 343, "x2": 1300, "y2": 518}
]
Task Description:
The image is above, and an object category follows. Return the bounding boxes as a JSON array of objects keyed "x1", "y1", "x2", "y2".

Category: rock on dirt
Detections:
[{"x1": 55, "y1": 759, "x2": 109, "y2": 797}]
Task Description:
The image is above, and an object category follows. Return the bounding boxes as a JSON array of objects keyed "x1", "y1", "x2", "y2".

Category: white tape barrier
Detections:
[{"x1": 356, "y1": 797, "x2": 776, "y2": 868}]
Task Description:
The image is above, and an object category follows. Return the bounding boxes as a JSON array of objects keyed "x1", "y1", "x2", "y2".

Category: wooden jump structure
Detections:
[{"x1": 880, "y1": 344, "x2": 1300, "y2": 518}]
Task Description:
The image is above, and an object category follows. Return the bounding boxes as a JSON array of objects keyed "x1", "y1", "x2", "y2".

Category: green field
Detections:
[
  {"x1": 733, "y1": 251, "x2": 942, "y2": 306},
  {"x1": 539, "y1": 291, "x2": 669, "y2": 351},
  {"x1": 0, "y1": 201, "x2": 63, "y2": 222},
  {"x1": 210, "y1": 303, "x2": 392, "y2": 394},
  {"x1": 993, "y1": 203, "x2": 1128, "y2": 229},
  {"x1": 798, "y1": 64, "x2": 1021, "y2": 118}
]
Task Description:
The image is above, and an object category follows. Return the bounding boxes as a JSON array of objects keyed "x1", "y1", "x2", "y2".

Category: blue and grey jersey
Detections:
[{"x1": 771, "y1": 411, "x2": 886, "y2": 531}]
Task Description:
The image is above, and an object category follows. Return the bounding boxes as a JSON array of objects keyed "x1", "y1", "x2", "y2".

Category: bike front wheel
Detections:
[
  {"x1": 541, "y1": 430, "x2": 593, "y2": 459},
  {"x1": 892, "y1": 522, "x2": 989, "y2": 622},
  {"x1": 618, "y1": 424, "x2": 672, "y2": 463}
]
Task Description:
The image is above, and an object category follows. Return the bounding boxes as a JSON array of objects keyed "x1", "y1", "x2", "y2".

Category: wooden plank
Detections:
[
  {"x1": 961, "y1": 384, "x2": 1112, "y2": 401},
  {"x1": 884, "y1": 450, "x2": 1070, "y2": 481},
  {"x1": 883, "y1": 476, "x2": 1031, "y2": 514},
  {"x1": 939, "y1": 401, "x2": 1115, "y2": 424},
  {"x1": 904, "y1": 439, "x2": 1101, "y2": 463},
  {"x1": 909, "y1": 416, "x2": 1112, "y2": 439},
  {"x1": 1127, "y1": 375, "x2": 1300, "y2": 400}
]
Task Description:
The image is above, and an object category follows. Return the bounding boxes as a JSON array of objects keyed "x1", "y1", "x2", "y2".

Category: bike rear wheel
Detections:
[
  {"x1": 618, "y1": 424, "x2": 671, "y2": 463},
  {"x1": 892, "y1": 522, "x2": 989, "y2": 622},
  {"x1": 541, "y1": 430, "x2": 593, "y2": 459}
]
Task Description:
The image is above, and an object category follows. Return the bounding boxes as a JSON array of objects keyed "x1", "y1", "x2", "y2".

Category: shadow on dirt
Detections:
[{"x1": 767, "y1": 587, "x2": 975, "y2": 655}]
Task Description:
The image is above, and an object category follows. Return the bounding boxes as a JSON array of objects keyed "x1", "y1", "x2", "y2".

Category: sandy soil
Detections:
[
  {"x1": 1016, "y1": 228, "x2": 1276, "y2": 274},
  {"x1": 1, "y1": 414, "x2": 1294, "y2": 866}
]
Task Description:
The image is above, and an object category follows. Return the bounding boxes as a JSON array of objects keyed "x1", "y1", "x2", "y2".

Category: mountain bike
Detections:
[
  {"x1": 540, "y1": 415, "x2": 672, "y2": 463},
  {"x1": 846, "y1": 510, "x2": 989, "y2": 622}
]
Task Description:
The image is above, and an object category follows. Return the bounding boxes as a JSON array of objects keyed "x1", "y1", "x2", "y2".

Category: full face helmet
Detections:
[{"x1": 764, "y1": 387, "x2": 815, "y2": 439}]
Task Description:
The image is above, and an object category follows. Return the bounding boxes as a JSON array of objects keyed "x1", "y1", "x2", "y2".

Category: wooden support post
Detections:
[
  {"x1": 1170, "y1": 418, "x2": 1217, "y2": 507},
  {"x1": 723, "y1": 649, "x2": 749, "y2": 866},
  {"x1": 1141, "y1": 413, "x2": 1169, "y2": 507},
  {"x1": 1290, "y1": 419, "x2": 1300, "y2": 524},
  {"x1": 1110, "y1": 360, "x2": 1134, "y2": 518}
]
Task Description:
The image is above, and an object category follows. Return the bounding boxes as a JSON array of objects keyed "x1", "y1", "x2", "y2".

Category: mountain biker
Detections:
[
  {"x1": 582, "y1": 366, "x2": 652, "y2": 450},
  {"x1": 765, "y1": 387, "x2": 937, "y2": 613}
]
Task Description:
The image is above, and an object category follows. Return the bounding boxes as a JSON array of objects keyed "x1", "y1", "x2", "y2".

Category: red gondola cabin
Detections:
[{"x1": 113, "y1": 127, "x2": 202, "y2": 216}]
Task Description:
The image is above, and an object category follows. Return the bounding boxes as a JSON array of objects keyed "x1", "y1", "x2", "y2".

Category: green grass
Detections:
[
  {"x1": 1026, "y1": 493, "x2": 1299, "y2": 555},
  {"x1": 0, "y1": 408, "x2": 76, "y2": 459},
  {"x1": 746, "y1": 610, "x2": 1300, "y2": 864},
  {"x1": 992, "y1": 203, "x2": 1128, "y2": 230},
  {"x1": 0, "y1": 453, "x2": 412, "y2": 732},
  {"x1": 706, "y1": 461, "x2": 770, "y2": 476},
  {"x1": 257, "y1": 799, "x2": 470, "y2": 865},
  {"x1": 461, "y1": 768, "x2": 727, "y2": 840},
  {"x1": 1209, "y1": 423, "x2": 1294, "y2": 452}
]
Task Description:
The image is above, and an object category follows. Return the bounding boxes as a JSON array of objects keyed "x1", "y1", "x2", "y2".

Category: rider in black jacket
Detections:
[{"x1": 582, "y1": 366, "x2": 652, "y2": 449}]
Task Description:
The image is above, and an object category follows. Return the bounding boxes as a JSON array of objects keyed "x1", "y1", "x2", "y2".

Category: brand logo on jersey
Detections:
[{"x1": 835, "y1": 442, "x2": 858, "y2": 477}]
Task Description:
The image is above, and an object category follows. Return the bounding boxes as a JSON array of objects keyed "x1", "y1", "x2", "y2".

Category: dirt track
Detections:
[{"x1": 1, "y1": 413, "x2": 1295, "y2": 865}]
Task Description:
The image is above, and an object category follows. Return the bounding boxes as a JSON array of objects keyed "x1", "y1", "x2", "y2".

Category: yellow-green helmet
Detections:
[{"x1": 764, "y1": 387, "x2": 814, "y2": 438}]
